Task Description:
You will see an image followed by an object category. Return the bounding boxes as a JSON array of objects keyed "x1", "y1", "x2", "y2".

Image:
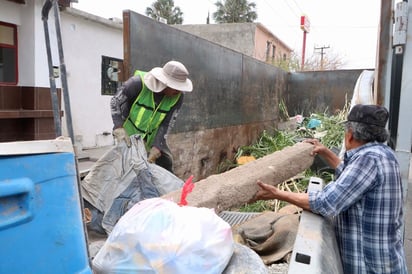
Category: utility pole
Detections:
[{"x1": 314, "y1": 45, "x2": 330, "y2": 70}]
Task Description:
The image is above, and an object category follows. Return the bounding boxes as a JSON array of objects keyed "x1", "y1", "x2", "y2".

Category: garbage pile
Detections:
[{"x1": 81, "y1": 109, "x2": 347, "y2": 273}]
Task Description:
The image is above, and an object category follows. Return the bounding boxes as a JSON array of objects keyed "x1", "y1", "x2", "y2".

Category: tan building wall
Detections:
[
  {"x1": 174, "y1": 23, "x2": 292, "y2": 65},
  {"x1": 254, "y1": 23, "x2": 291, "y2": 64}
]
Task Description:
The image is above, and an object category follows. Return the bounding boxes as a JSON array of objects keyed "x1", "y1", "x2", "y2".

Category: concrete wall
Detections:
[
  {"x1": 173, "y1": 23, "x2": 291, "y2": 64},
  {"x1": 173, "y1": 23, "x2": 257, "y2": 58},
  {"x1": 124, "y1": 11, "x2": 288, "y2": 180}
]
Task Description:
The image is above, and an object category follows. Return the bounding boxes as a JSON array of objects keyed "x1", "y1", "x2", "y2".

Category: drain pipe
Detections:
[{"x1": 41, "y1": 0, "x2": 74, "y2": 142}]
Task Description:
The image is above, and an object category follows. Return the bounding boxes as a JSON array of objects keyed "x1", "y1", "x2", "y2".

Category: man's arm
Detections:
[
  {"x1": 255, "y1": 180, "x2": 311, "y2": 211},
  {"x1": 110, "y1": 76, "x2": 142, "y2": 129},
  {"x1": 151, "y1": 94, "x2": 184, "y2": 152}
]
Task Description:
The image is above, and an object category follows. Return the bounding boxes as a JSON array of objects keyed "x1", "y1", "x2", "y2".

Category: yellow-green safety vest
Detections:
[{"x1": 123, "y1": 70, "x2": 181, "y2": 147}]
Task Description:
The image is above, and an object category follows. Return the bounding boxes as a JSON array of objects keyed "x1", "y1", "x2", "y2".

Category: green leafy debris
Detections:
[{"x1": 227, "y1": 106, "x2": 349, "y2": 213}]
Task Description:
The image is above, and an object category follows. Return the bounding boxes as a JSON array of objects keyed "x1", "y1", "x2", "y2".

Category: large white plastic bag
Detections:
[{"x1": 93, "y1": 198, "x2": 234, "y2": 274}]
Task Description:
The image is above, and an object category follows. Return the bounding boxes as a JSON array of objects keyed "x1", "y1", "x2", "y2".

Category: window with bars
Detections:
[
  {"x1": 272, "y1": 45, "x2": 276, "y2": 62},
  {"x1": 266, "y1": 41, "x2": 271, "y2": 62},
  {"x1": 101, "y1": 55, "x2": 123, "y2": 95}
]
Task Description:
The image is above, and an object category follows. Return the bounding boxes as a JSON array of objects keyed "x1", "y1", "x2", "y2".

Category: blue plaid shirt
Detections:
[{"x1": 309, "y1": 142, "x2": 407, "y2": 273}]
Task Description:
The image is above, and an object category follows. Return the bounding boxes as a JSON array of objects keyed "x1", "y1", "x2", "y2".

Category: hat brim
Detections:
[
  {"x1": 149, "y1": 67, "x2": 193, "y2": 92},
  {"x1": 143, "y1": 72, "x2": 167, "y2": 93}
]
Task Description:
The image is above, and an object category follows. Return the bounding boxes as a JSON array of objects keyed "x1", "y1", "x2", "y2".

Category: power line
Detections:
[
  {"x1": 290, "y1": 0, "x2": 304, "y2": 15},
  {"x1": 280, "y1": 0, "x2": 300, "y2": 18},
  {"x1": 312, "y1": 25, "x2": 378, "y2": 29},
  {"x1": 260, "y1": 0, "x2": 297, "y2": 26}
]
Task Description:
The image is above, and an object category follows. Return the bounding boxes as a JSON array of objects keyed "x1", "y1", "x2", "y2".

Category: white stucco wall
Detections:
[
  {"x1": 59, "y1": 9, "x2": 123, "y2": 149},
  {"x1": 0, "y1": 1, "x2": 21, "y2": 24},
  {"x1": 21, "y1": 0, "x2": 37, "y2": 86}
]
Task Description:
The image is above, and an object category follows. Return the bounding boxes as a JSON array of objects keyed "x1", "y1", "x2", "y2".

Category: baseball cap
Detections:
[{"x1": 345, "y1": 104, "x2": 389, "y2": 127}]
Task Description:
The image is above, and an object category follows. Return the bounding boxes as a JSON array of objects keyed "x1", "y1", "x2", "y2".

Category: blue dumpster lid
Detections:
[{"x1": 0, "y1": 137, "x2": 74, "y2": 156}]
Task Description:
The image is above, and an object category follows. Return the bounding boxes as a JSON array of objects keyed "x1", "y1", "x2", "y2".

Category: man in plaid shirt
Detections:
[{"x1": 254, "y1": 104, "x2": 407, "y2": 273}]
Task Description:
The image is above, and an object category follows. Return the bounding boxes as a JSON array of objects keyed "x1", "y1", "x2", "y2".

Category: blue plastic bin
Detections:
[{"x1": 0, "y1": 138, "x2": 92, "y2": 274}]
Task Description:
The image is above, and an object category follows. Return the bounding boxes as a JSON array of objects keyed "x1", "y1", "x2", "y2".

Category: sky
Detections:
[{"x1": 72, "y1": 0, "x2": 381, "y2": 69}]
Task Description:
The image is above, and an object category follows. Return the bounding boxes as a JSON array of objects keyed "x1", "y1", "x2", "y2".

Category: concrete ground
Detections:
[{"x1": 76, "y1": 145, "x2": 114, "y2": 179}]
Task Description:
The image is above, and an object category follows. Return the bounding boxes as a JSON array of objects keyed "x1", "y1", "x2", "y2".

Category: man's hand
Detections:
[
  {"x1": 113, "y1": 128, "x2": 131, "y2": 147},
  {"x1": 148, "y1": 146, "x2": 161, "y2": 163},
  {"x1": 254, "y1": 180, "x2": 311, "y2": 211},
  {"x1": 254, "y1": 180, "x2": 279, "y2": 201},
  {"x1": 303, "y1": 138, "x2": 341, "y2": 169},
  {"x1": 303, "y1": 138, "x2": 327, "y2": 156}
]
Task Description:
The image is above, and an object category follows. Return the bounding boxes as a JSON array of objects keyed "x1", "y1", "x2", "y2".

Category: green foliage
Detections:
[
  {"x1": 233, "y1": 107, "x2": 347, "y2": 163},
  {"x1": 270, "y1": 51, "x2": 301, "y2": 72},
  {"x1": 228, "y1": 107, "x2": 348, "y2": 213},
  {"x1": 270, "y1": 49, "x2": 347, "y2": 72},
  {"x1": 302, "y1": 168, "x2": 335, "y2": 184},
  {"x1": 238, "y1": 200, "x2": 276, "y2": 212},
  {"x1": 303, "y1": 110, "x2": 346, "y2": 149},
  {"x1": 213, "y1": 0, "x2": 258, "y2": 23},
  {"x1": 278, "y1": 99, "x2": 289, "y2": 121},
  {"x1": 145, "y1": 0, "x2": 184, "y2": 24},
  {"x1": 217, "y1": 159, "x2": 238, "y2": 173},
  {"x1": 235, "y1": 130, "x2": 296, "y2": 159}
]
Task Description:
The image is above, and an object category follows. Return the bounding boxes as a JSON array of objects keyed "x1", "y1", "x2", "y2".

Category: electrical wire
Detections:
[
  {"x1": 260, "y1": 0, "x2": 298, "y2": 25},
  {"x1": 280, "y1": 0, "x2": 300, "y2": 18},
  {"x1": 290, "y1": 0, "x2": 304, "y2": 15}
]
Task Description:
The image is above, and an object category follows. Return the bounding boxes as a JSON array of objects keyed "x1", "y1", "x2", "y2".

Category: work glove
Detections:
[
  {"x1": 113, "y1": 127, "x2": 131, "y2": 147},
  {"x1": 147, "y1": 146, "x2": 161, "y2": 163}
]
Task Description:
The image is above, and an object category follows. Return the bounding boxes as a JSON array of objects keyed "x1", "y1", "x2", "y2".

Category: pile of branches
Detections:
[{"x1": 223, "y1": 105, "x2": 349, "y2": 212}]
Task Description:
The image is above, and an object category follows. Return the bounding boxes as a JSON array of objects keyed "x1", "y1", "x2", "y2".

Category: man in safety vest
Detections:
[{"x1": 110, "y1": 60, "x2": 193, "y2": 172}]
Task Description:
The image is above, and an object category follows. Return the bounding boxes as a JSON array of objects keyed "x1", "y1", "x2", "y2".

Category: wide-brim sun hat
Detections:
[{"x1": 143, "y1": 61, "x2": 193, "y2": 93}]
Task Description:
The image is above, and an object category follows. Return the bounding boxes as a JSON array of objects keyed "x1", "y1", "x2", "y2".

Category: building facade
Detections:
[
  {"x1": 174, "y1": 23, "x2": 292, "y2": 65},
  {"x1": 0, "y1": 0, "x2": 122, "y2": 149}
]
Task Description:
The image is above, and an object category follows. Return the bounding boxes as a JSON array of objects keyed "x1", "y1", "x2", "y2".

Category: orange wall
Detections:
[{"x1": 254, "y1": 26, "x2": 291, "y2": 64}]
